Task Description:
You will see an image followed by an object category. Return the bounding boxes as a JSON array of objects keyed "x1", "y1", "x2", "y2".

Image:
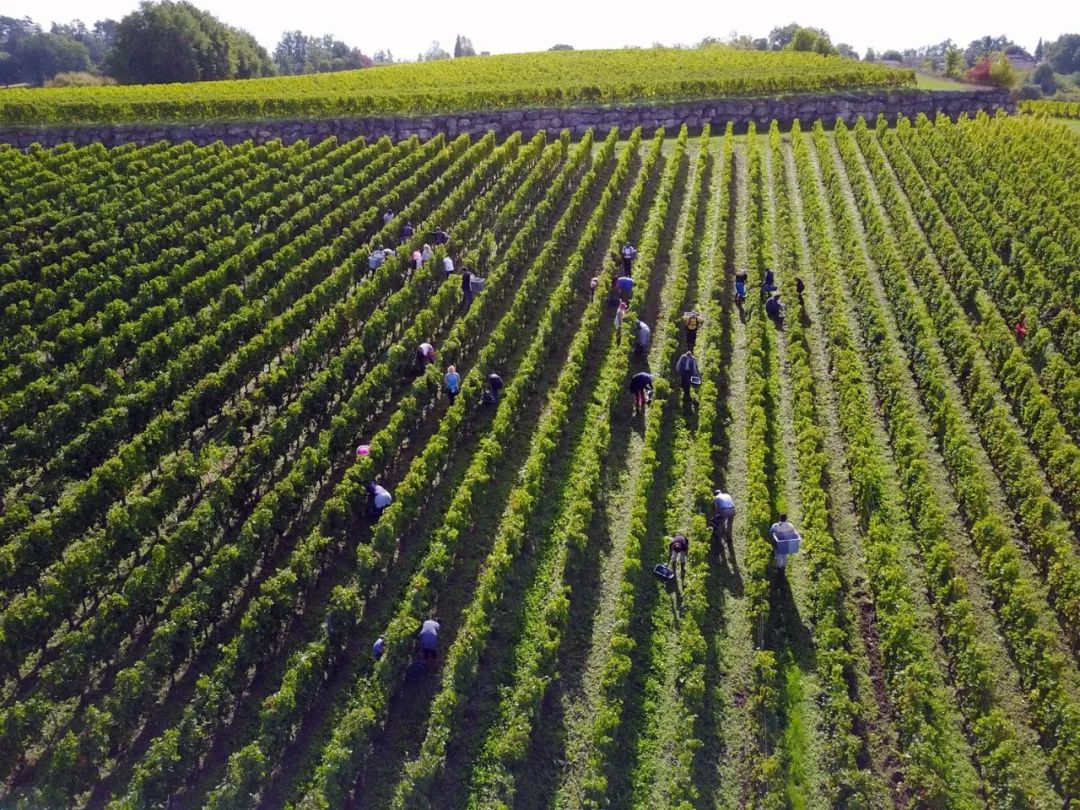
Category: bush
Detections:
[{"x1": 45, "y1": 72, "x2": 117, "y2": 88}]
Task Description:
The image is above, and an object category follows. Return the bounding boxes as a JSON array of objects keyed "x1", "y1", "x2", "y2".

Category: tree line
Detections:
[{"x1": 0, "y1": 0, "x2": 483, "y2": 87}]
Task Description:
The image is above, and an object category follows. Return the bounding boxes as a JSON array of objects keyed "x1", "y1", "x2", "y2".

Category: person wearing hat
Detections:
[{"x1": 682, "y1": 311, "x2": 704, "y2": 351}]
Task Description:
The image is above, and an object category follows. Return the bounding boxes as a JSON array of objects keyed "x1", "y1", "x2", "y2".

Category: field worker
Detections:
[
  {"x1": 383, "y1": 209, "x2": 395, "y2": 225},
  {"x1": 369, "y1": 248, "x2": 386, "y2": 271},
  {"x1": 418, "y1": 617, "x2": 441, "y2": 661},
  {"x1": 795, "y1": 277, "x2": 805, "y2": 299},
  {"x1": 615, "y1": 299, "x2": 629, "y2": 339},
  {"x1": 417, "y1": 342, "x2": 436, "y2": 369},
  {"x1": 373, "y1": 637, "x2": 385, "y2": 659},
  {"x1": 461, "y1": 267, "x2": 475, "y2": 307},
  {"x1": 629, "y1": 371, "x2": 655, "y2": 412},
  {"x1": 675, "y1": 350, "x2": 700, "y2": 403},
  {"x1": 383, "y1": 247, "x2": 396, "y2": 263},
  {"x1": 712, "y1": 490, "x2": 736, "y2": 549},
  {"x1": 589, "y1": 276, "x2": 599, "y2": 301},
  {"x1": 433, "y1": 226, "x2": 450, "y2": 246},
  {"x1": 770, "y1": 513, "x2": 797, "y2": 571},
  {"x1": 765, "y1": 293, "x2": 785, "y2": 323},
  {"x1": 421, "y1": 243, "x2": 434, "y2": 263},
  {"x1": 486, "y1": 372, "x2": 504, "y2": 405},
  {"x1": 734, "y1": 268, "x2": 748, "y2": 305},
  {"x1": 445, "y1": 365, "x2": 461, "y2": 402},
  {"x1": 411, "y1": 248, "x2": 423, "y2": 270},
  {"x1": 1015, "y1": 315, "x2": 1028, "y2": 342},
  {"x1": 615, "y1": 275, "x2": 634, "y2": 301},
  {"x1": 682, "y1": 310, "x2": 703, "y2": 351},
  {"x1": 761, "y1": 268, "x2": 777, "y2": 297},
  {"x1": 635, "y1": 320, "x2": 651, "y2": 354},
  {"x1": 444, "y1": 254, "x2": 455, "y2": 277},
  {"x1": 399, "y1": 219, "x2": 415, "y2": 243},
  {"x1": 669, "y1": 533, "x2": 689, "y2": 578},
  {"x1": 621, "y1": 242, "x2": 638, "y2": 274},
  {"x1": 367, "y1": 481, "x2": 393, "y2": 518}
]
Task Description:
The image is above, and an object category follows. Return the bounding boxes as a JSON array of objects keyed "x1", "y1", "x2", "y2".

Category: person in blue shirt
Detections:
[
  {"x1": 765, "y1": 293, "x2": 785, "y2": 324},
  {"x1": 418, "y1": 618, "x2": 441, "y2": 661},
  {"x1": 399, "y1": 220, "x2": 414, "y2": 244},
  {"x1": 445, "y1": 365, "x2": 460, "y2": 402},
  {"x1": 735, "y1": 268, "x2": 748, "y2": 305},
  {"x1": 761, "y1": 268, "x2": 777, "y2": 297},
  {"x1": 615, "y1": 275, "x2": 634, "y2": 301}
]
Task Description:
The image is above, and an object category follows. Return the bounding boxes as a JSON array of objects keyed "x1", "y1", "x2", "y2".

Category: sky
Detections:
[{"x1": 4, "y1": 0, "x2": 1072, "y2": 59}]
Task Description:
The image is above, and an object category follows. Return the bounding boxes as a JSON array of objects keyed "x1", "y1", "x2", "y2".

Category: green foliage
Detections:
[
  {"x1": 0, "y1": 47, "x2": 914, "y2": 125},
  {"x1": 105, "y1": 0, "x2": 273, "y2": 84}
]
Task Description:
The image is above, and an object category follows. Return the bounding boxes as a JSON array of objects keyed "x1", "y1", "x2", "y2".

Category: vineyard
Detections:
[
  {"x1": 1020, "y1": 99, "x2": 1080, "y2": 119},
  {"x1": 0, "y1": 109, "x2": 1079, "y2": 809},
  {"x1": 0, "y1": 48, "x2": 914, "y2": 126}
]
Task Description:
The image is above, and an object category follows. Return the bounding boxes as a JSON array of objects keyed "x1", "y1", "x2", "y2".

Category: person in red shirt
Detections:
[{"x1": 1014, "y1": 316, "x2": 1028, "y2": 342}]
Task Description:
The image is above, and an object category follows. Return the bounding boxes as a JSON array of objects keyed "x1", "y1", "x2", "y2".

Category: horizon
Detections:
[{"x1": 2, "y1": 0, "x2": 1071, "y2": 62}]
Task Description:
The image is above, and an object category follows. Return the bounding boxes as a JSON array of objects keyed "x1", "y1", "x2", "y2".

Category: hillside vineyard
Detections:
[
  {"x1": 1, "y1": 113, "x2": 1079, "y2": 808},
  {"x1": 0, "y1": 48, "x2": 912, "y2": 125}
]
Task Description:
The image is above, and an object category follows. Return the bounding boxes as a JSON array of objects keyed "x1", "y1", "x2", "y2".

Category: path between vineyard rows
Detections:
[{"x1": 1, "y1": 113, "x2": 1078, "y2": 808}]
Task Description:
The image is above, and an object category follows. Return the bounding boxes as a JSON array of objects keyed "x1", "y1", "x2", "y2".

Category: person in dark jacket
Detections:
[
  {"x1": 485, "y1": 372, "x2": 503, "y2": 405},
  {"x1": 399, "y1": 220, "x2": 414, "y2": 244},
  {"x1": 433, "y1": 226, "x2": 449, "y2": 246},
  {"x1": 761, "y1": 268, "x2": 777, "y2": 297},
  {"x1": 461, "y1": 267, "x2": 474, "y2": 307},
  {"x1": 629, "y1": 371, "x2": 655, "y2": 412},
  {"x1": 765, "y1": 293, "x2": 785, "y2": 324},
  {"x1": 675, "y1": 351, "x2": 700, "y2": 403}
]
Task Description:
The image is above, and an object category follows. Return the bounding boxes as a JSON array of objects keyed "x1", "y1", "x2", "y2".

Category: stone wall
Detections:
[{"x1": 0, "y1": 89, "x2": 1013, "y2": 148}]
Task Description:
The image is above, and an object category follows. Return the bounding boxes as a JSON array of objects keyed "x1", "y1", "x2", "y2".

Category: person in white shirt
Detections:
[
  {"x1": 367, "y1": 481, "x2": 392, "y2": 518},
  {"x1": 712, "y1": 490, "x2": 736, "y2": 552},
  {"x1": 443, "y1": 255, "x2": 455, "y2": 277}
]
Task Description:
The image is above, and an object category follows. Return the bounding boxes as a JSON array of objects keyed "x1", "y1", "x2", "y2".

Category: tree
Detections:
[
  {"x1": 273, "y1": 30, "x2": 307, "y2": 75},
  {"x1": 453, "y1": 34, "x2": 475, "y2": 58},
  {"x1": 881, "y1": 49, "x2": 903, "y2": 62},
  {"x1": 549, "y1": 43, "x2": 573, "y2": 51},
  {"x1": 836, "y1": 42, "x2": 858, "y2": 60},
  {"x1": 0, "y1": 16, "x2": 39, "y2": 50},
  {"x1": 963, "y1": 35, "x2": 1014, "y2": 67},
  {"x1": 50, "y1": 19, "x2": 117, "y2": 65},
  {"x1": 864, "y1": 47, "x2": 877, "y2": 62},
  {"x1": 1044, "y1": 33, "x2": 1080, "y2": 75},
  {"x1": 420, "y1": 40, "x2": 450, "y2": 62},
  {"x1": 966, "y1": 53, "x2": 1015, "y2": 88},
  {"x1": 1034, "y1": 38, "x2": 1044, "y2": 62},
  {"x1": 0, "y1": 50, "x2": 18, "y2": 85},
  {"x1": 944, "y1": 47, "x2": 964, "y2": 78},
  {"x1": 786, "y1": 26, "x2": 835, "y2": 55},
  {"x1": 105, "y1": 1, "x2": 273, "y2": 84},
  {"x1": 768, "y1": 22, "x2": 800, "y2": 51},
  {"x1": 1031, "y1": 61, "x2": 1058, "y2": 93},
  {"x1": 15, "y1": 33, "x2": 91, "y2": 84}
]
